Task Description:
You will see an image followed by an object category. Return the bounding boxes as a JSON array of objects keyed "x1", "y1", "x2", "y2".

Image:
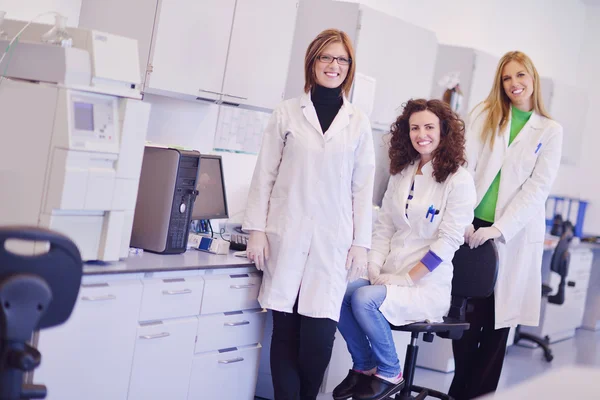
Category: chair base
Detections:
[
  {"x1": 513, "y1": 328, "x2": 554, "y2": 362},
  {"x1": 395, "y1": 385, "x2": 453, "y2": 400}
]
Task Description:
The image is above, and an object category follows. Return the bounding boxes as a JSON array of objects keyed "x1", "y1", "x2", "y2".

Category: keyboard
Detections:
[{"x1": 230, "y1": 233, "x2": 248, "y2": 251}]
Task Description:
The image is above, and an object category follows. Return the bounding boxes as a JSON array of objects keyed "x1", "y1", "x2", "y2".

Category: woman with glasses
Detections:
[
  {"x1": 332, "y1": 99, "x2": 476, "y2": 400},
  {"x1": 243, "y1": 29, "x2": 375, "y2": 400}
]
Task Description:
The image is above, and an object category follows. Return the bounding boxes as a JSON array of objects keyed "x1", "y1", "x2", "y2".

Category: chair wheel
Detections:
[{"x1": 544, "y1": 352, "x2": 554, "y2": 362}]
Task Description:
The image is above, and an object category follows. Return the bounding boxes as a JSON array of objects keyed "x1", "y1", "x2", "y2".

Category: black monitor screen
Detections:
[{"x1": 192, "y1": 156, "x2": 229, "y2": 220}]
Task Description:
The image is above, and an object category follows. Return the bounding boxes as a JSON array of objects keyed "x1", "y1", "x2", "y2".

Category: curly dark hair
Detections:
[{"x1": 389, "y1": 99, "x2": 466, "y2": 183}]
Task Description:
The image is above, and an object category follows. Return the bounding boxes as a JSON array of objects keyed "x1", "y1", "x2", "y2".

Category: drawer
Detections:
[
  {"x1": 201, "y1": 273, "x2": 261, "y2": 314},
  {"x1": 195, "y1": 309, "x2": 266, "y2": 353},
  {"x1": 187, "y1": 345, "x2": 261, "y2": 400},
  {"x1": 128, "y1": 317, "x2": 198, "y2": 400},
  {"x1": 139, "y1": 276, "x2": 204, "y2": 321}
]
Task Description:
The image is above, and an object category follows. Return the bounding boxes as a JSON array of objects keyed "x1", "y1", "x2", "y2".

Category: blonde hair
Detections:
[
  {"x1": 303, "y1": 29, "x2": 356, "y2": 97},
  {"x1": 475, "y1": 51, "x2": 551, "y2": 148}
]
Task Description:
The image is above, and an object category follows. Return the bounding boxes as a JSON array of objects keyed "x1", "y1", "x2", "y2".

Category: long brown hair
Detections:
[
  {"x1": 389, "y1": 99, "x2": 466, "y2": 183},
  {"x1": 303, "y1": 29, "x2": 356, "y2": 97},
  {"x1": 475, "y1": 51, "x2": 551, "y2": 148}
]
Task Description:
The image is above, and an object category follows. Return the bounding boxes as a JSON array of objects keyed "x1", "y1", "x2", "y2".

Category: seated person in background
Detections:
[{"x1": 332, "y1": 99, "x2": 476, "y2": 400}]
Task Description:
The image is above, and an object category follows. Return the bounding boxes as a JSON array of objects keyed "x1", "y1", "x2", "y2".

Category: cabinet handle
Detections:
[
  {"x1": 230, "y1": 284, "x2": 256, "y2": 289},
  {"x1": 218, "y1": 357, "x2": 244, "y2": 364},
  {"x1": 139, "y1": 332, "x2": 170, "y2": 340},
  {"x1": 162, "y1": 289, "x2": 192, "y2": 295},
  {"x1": 198, "y1": 88, "x2": 223, "y2": 96},
  {"x1": 222, "y1": 93, "x2": 248, "y2": 100},
  {"x1": 81, "y1": 295, "x2": 116, "y2": 301},
  {"x1": 224, "y1": 320, "x2": 250, "y2": 327}
]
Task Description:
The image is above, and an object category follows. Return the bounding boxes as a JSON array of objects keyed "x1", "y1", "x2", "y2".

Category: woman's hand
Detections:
[
  {"x1": 367, "y1": 263, "x2": 381, "y2": 284},
  {"x1": 469, "y1": 226, "x2": 501, "y2": 249},
  {"x1": 246, "y1": 231, "x2": 270, "y2": 270},
  {"x1": 346, "y1": 245, "x2": 368, "y2": 282}
]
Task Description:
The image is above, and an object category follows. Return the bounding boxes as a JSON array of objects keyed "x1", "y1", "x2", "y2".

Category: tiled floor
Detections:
[{"x1": 308, "y1": 328, "x2": 600, "y2": 399}]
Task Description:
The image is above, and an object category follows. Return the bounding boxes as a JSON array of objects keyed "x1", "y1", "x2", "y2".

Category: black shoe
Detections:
[
  {"x1": 332, "y1": 370, "x2": 369, "y2": 400},
  {"x1": 353, "y1": 374, "x2": 405, "y2": 400}
]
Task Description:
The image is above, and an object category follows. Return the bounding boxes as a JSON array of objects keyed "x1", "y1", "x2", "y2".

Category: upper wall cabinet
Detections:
[
  {"x1": 430, "y1": 45, "x2": 499, "y2": 120},
  {"x1": 284, "y1": 0, "x2": 438, "y2": 131},
  {"x1": 79, "y1": 0, "x2": 299, "y2": 111}
]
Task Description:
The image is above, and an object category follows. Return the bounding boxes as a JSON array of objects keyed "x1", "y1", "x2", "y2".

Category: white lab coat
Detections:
[
  {"x1": 370, "y1": 162, "x2": 476, "y2": 326},
  {"x1": 466, "y1": 105, "x2": 563, "y2": 329},
  {"x1": 243, "y1": 92, "x2": 375, "y2": 322}
]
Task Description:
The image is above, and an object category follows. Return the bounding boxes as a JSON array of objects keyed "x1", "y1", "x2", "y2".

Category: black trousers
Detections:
[
  {"x1": 270, "y1": 301, "x2": 338, "y2": 400},
  {"x1": 448, "y1": 218, "x2": 510, "y2": 400}
]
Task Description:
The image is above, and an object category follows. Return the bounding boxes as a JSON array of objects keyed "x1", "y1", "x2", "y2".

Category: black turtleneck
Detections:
[{"x1": 311, "y1": 84, "x2": 343, "y2": 134}]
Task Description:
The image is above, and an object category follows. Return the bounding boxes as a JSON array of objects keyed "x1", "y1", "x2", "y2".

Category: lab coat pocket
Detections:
[
  {"x1": 415, "y1": 204, "x2": 442, "y2": 240},
  {"x1": 513, "y1": 150, "x2": 538, "y2": 184}
]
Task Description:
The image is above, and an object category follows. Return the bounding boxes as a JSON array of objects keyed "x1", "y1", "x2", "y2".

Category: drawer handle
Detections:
[
  {"x1": 230, "y1": 284, "x2": 256, "y2": 289},
  {"x1": 224, "y1": 320, "x2": 250, "y2": 327},
  {"x1": 568, "y1": 281, "x2": 576, "y2": 287},
  {"x1": 162, "y1": 289, "x2": 192, "y2": 295},
  {"x1": 139, "y1": 332, "x2": 170, "y2": 340},
  {"x1": 218, "y1": 357, "x2": 244, "y2": 364},
  {"x1": 82, "y1": 295, "x2": 116, "y2": 301}
]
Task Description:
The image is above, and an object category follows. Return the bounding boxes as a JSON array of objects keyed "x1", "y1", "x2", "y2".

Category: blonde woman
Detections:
[
  {"x1": 450, "y1": 51, "x2": 563, "y2": 400},
  {"x1": 243, "y1": 29, "x2": 375, "y2": 399}
]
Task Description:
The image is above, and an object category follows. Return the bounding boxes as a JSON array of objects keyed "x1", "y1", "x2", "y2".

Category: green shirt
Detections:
[{"x1": 474, "y1": 105, "x2": 533, "y2": 222}]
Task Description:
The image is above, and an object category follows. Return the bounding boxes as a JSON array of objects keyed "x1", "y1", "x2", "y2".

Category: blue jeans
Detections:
[{"x1": 338, "y1": 279, "x2": 401, "y2": 378}]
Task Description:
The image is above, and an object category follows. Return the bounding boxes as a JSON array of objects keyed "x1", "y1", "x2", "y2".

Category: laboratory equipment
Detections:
[
  {"x1": 0, "y1": 18, "x2": 150, "y2": 261},
  {"x1": 41, "y1": 14, "x2": 72, "y2": 47},
  {"x1": 545, "y1": 195, "x2": 588, "y2": 237},
  {"x1": 130, "y1": 147, "x2": 201, "y2": 254},
  {"x1": 191, "y1": 154, "x2": 229, "y2": 220}
]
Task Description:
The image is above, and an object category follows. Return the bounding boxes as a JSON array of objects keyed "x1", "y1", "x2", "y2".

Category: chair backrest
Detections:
[
  {"x1": 548, "y1": 224, "x2": 574, "y2": 305},
  {"x1": 0, "y1": 226, "x2": 82, "y2": 330},
  {"x1": 451, "y1": 240, "x2": 499, "y2": 299}
]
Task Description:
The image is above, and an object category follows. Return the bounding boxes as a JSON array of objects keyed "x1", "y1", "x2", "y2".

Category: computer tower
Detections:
[{"x1": 130, "y1": 146, "x2": 200, "y2": 254}]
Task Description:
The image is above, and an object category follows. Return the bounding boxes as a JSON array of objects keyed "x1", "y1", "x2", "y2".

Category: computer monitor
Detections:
[{"x1": 191, "y1": 155, "x2": 229, "y2": 220}]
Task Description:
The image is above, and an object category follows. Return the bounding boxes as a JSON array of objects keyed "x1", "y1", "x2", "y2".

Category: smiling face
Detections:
[
  {"x1": 409, "y1": 110, "x2": 441, "y2": 165},
  {"x1": 502, "y1": 60, "x2": 534, "y2": 111},
  {"x1": 314, "y1": 41, "x2": 350, "y2": 89}
]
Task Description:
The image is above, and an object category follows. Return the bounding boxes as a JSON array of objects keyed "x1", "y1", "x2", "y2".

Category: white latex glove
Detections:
[
  {"x1": 346, "y1": 245, "x2": 367, "y2": 282},
  {"x1": 464, "y1": 224, "x2": 475, "y2": 245},
  {"x1": 367, "y1": 263, "x2": 381, "y2": 284},
  {"x1": 373, "y1": 273, "x2": 414, "y2": 287},
  {"x1": 469, "y1": 226, "x2": 501, "y2": 249},
  {"x1": 246, "y1": 231, "x2": 270, "y2": 271}
]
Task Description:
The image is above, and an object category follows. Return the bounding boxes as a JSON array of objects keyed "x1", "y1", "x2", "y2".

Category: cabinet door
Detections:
[
  {"x1": 187, "y1": 345, "x2": 261, "y2": 400},
  {"x1": 356, "y1": 8, "x2": 438, "y2": 130},
  {"x1": 128, "y1": 317, "x2": 198, "y2": 400},
  {"x1": 34, "y1": 280, "x2": 143, "y2": 400},
  {"x1": 147, "y1": 0, "x2": 236, "y2": 99},
  {"x1": 221, "y1": 0, "x2": 298, "y2": 109}
]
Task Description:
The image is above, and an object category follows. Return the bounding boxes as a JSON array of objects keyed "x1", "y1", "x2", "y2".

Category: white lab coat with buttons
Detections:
[
  {"x1": 466, "y1": 105, "x2": 563, "y2": 329},
  {"x1": 243, "y1": 92, "x2": 375, "y2": 322},
  {"x1": 370, "y1": 162, "x2": 476, "y2": 327}
]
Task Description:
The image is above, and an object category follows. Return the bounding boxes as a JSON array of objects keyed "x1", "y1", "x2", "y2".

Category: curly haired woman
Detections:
[{"x1": 332, "y1": 99, "x2": 477, "y2": 400}]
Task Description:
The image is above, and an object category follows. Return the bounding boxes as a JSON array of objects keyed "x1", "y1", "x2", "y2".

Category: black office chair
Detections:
[
  {"x1": 513, "y1": 223, "x2": 574, "y2": 362},
  {"x1": 0, "y1": 226, "x2": 82, "y2": 400},
  {"x1": 390, "y1": 240, "x2": 499, "y2": 400}
]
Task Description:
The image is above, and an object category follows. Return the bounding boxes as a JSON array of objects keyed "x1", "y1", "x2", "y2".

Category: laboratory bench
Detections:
[{"x1": 33, "y1": 249, "x2": 264, "y2": 400}]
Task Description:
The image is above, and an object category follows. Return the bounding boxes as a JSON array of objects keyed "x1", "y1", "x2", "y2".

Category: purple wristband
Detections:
[{"x1": 421, "y1": 250, "x2": 442, "y2": 272}]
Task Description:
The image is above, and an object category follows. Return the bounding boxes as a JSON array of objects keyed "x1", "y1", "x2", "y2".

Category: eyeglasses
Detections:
[{"x1": 317, "y1": 55, "x2": 352, "y2": 66}]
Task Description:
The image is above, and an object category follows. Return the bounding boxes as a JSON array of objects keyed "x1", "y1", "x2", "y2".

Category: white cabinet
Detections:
[
  {"x1": 284, "y1": 0, "x2": 438, "y2": 129},
  {"x1": 35, "y1": 279, "x2": 143, "y2": 400},
  {"x1": 201, "y1": 272, "x2": 261, "y2": 314},
  {"x1": 222, "y1": 0, "x2": 298, "y2": 109},
  {"x1": 149, "y1": 0, "x2": 236, "y2": 100},
  {"x1": 195, "y1": 309, "x2": 266, "y2": 354},
  {"x1": 79, "y1": 0, "x2": 298, "y2": 110},
  {"x1": 128, "y1": 317, "x2": 198, "y2": 400},
  {"x1": 188, "y1": 345, "x2": 262, "y2": 400},
  {"x1": 138, "y1": 276, "x2": 205, "y2": 321},
  {"x1": 430, "y1": 45, "x2": 499, "y2": 120}
]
